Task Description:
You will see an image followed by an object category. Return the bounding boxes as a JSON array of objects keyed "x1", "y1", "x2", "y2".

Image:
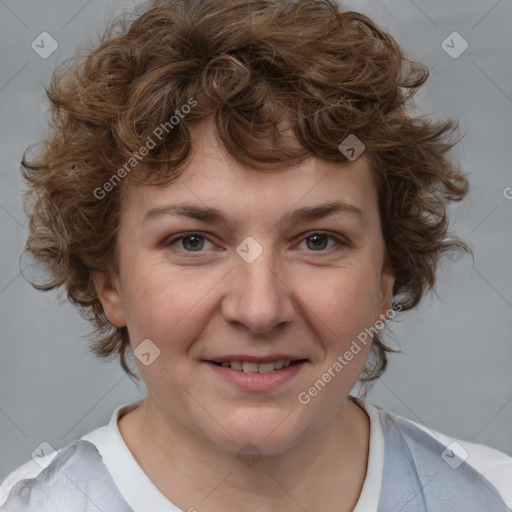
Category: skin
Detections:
[{"x1": 93, "y1": 120, "x2": 394, "y2": 512}]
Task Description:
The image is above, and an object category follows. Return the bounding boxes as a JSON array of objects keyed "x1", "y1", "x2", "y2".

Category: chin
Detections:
[
  {"x1": 213, "y1": 431, "x2": 302, "y2": 458},
  {"x1": 202, "y1": 409, "x2": 310, "y2": 457}
]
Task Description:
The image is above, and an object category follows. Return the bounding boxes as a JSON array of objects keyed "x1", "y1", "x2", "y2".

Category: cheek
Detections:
[
  {"x1": 121, "y1": 262, "x2": 221, "y2": 346},
  {"x1": 301, "y1": 263, "x2": 382, "y2": 340}
]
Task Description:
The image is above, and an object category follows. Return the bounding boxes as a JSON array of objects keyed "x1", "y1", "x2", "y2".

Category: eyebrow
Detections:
[{"x1": 143, "y1": 200, "x2": 365, "y2": 228}]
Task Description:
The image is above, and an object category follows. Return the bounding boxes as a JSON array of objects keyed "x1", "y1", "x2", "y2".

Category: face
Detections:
[{"x1": 94, "y1": 121, "x2": 394, "y2": 456}]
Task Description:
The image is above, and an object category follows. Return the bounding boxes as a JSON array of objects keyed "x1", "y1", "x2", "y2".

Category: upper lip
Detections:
[{"x1": 205, "y1": 354, "x2": 308, "y2": 364}]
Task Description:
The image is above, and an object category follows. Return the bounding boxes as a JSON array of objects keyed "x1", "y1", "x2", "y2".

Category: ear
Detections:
[
  {"x1": 375, "y1": 270, "x2": 395, "y2": 324},
  {"x1": 92, "y1": 271, "x2": 127, "y2": 327}
]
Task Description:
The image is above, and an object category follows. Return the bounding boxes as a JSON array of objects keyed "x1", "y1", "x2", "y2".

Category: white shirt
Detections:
[{"x1": 1, "y1": 398, "x2": 511, "y2": 511}]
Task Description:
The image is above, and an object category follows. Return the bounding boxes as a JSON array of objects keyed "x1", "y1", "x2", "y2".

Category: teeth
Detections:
[
  {"x1": 217, "y1": 360, "x2": 294, "y2": 372},
  {"x1": 242, "y1": 362, "x2": 259, "y2": 373},
  {"x1": 258, "y1": 362, "x2": 276, "y2": 373}
]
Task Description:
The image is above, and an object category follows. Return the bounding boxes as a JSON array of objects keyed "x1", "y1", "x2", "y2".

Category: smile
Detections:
[
  {"x1": 205, "y1": 359, "x2": 308, "y2": 391},
  {"x1": 210, "y1": 360, "x2": 297, "y2": 373}
]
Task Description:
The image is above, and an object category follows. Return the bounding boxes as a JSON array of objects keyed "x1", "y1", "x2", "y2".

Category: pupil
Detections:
[
  {"x1": 184, "y1": 235, "x2": 203, "y2": 251},
  {"x1": 308, "y1": 234, "x2": 327, "y2": 250}
]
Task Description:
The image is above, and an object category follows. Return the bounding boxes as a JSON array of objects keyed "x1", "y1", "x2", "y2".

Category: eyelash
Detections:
[{"x1": 164, "y1": 231, "x2": 350, "y2": 255}]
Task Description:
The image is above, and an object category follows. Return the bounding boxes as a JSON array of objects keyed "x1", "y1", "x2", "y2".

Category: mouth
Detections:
[
  {"x1": 204, "y1": 358, "x2": 308, "y2": 391},
  {"x1": 208, "y1": 359, "x2": 307, "y2": 373}
]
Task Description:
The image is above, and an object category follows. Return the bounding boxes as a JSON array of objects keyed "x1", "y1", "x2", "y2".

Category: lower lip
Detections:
[{"x1": 204, "y1": 361, "x2": 307, "y2": 391}]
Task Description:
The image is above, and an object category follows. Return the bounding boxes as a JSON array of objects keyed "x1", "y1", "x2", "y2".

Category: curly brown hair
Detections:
[{"x1": 21, "y1": 0, "x2": 470, "y2": 385}]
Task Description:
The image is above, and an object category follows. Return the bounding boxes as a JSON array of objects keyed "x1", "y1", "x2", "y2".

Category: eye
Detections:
[
  {"x1": 164, "y1": 231, "x2": 349, "y2": 255},
  {"x1": 296, "y1": 232, "x2": 349, "y2": 253},
  {"x1": 165, "y1": 232, "x2": 214, "y2": 253}
]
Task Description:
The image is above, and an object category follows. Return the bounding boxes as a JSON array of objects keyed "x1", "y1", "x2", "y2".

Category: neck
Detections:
[{"x1": 118, "y1": 395, "x2": 370, "y2": 512}]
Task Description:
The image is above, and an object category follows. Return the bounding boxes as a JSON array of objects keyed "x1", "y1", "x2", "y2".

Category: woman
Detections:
[{"x1": 1, "y1": 0, "x2": 510, "y2": 510}]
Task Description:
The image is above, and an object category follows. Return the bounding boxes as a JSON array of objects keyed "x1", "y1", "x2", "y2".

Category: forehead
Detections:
[{"x1": 121, "y1": 123, "x2": 378, "y2": 227}]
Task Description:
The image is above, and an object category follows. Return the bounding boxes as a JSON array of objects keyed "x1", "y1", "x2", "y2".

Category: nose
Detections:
[{"x1": 220, "y1": 242, "x2": 296, "y2": 335}]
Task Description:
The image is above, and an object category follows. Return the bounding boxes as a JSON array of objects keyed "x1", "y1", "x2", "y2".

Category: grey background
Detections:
[{"x1": 0, "y1": 0, "x2": 511, "y2": 485}]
